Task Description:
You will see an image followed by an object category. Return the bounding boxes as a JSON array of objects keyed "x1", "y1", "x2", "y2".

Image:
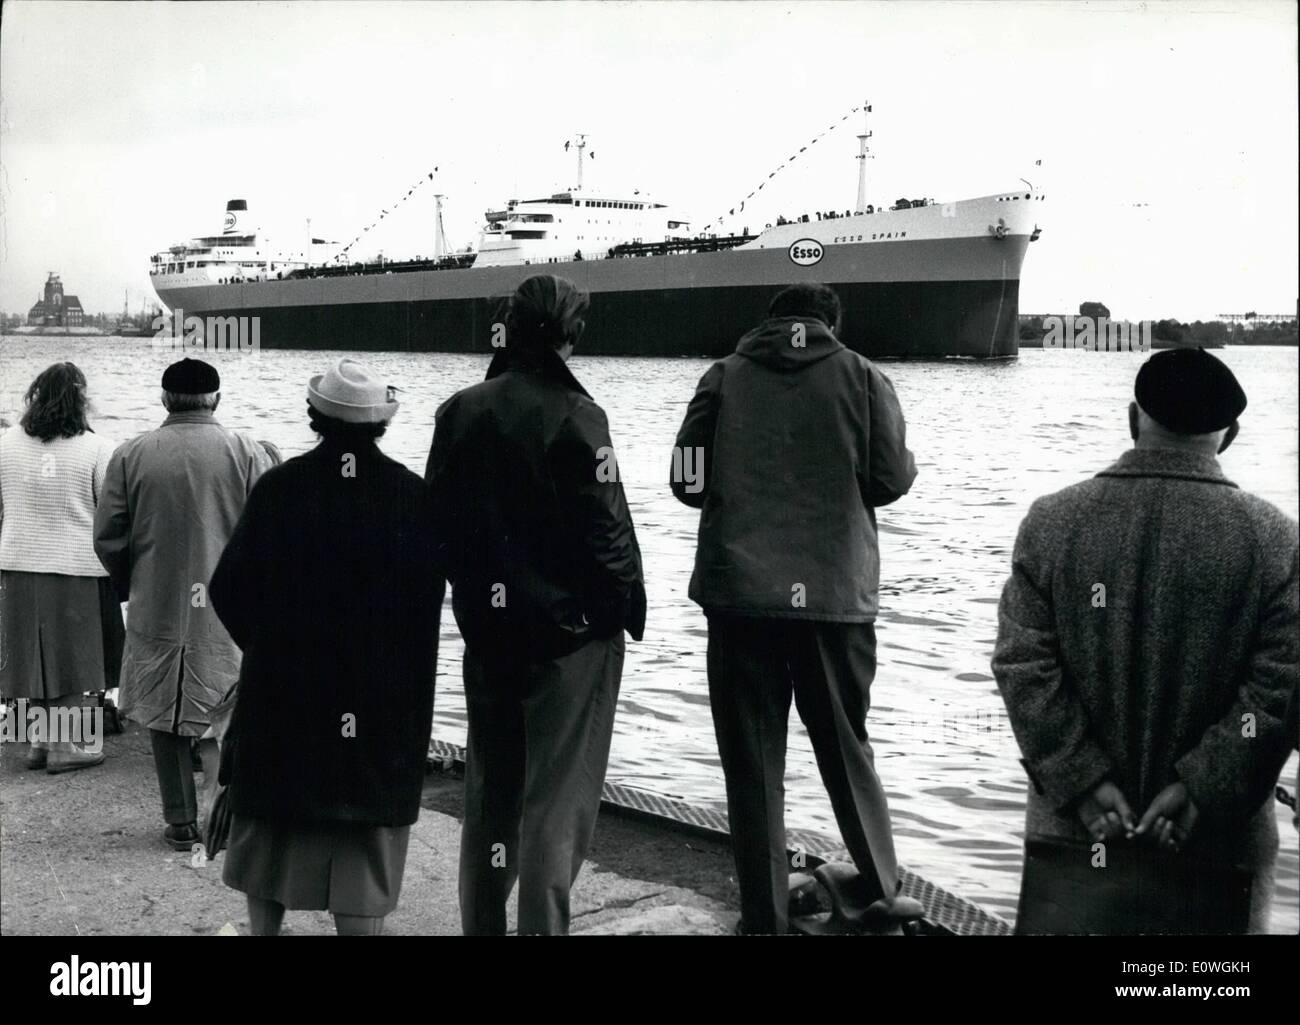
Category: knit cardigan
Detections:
[{"x1": 0, "y1": 427, "x2": 116, "y2": 577}]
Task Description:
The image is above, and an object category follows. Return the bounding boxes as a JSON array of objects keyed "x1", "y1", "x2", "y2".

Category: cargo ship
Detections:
[{"x1": 148, "y1": 112, "x2": 1043, "y2": 358}]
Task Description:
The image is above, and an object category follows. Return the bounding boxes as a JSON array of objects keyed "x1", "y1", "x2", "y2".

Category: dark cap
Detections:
[
  {"x1": 1134, "y1": 347, "x2": 1246, "y2": 434},
  {"x1": 161, "y1": 358, "x2": 220, "y2": 395}
]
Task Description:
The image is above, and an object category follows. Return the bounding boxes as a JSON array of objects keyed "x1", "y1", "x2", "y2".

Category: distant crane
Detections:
[{"x1": 1216, "y1": 311, "x2": 1297, "y2": 338}]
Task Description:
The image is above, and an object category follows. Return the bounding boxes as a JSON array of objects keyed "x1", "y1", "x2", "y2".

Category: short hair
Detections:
[
  {"x1": 163, "y1": 391, "x2": 220, "y2": 413},
  {"x1": 505, "y1": 274, "x2": 590, "y2": 353},
  {"x1": 768, "y1": 283, "x2": 842, "y2": 329},
  {"x1": 21, "y1": 362, "x2": 91, "y2": 441},
  {"x1": 307, "y1": 401, "x2": 388, "y2": 442}
]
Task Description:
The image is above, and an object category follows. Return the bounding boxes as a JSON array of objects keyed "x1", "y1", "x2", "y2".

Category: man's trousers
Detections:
[
  {"x1": 458, "y1": 634, "x2": 624, "y2": 936},
  {"x1": 706, "y1": 614, "x2": 901, "y2": 934}
]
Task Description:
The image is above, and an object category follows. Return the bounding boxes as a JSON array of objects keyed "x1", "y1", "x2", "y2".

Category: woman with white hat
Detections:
[{"x1": 210, "y1": 357, "x2": 444, "y2": 936}]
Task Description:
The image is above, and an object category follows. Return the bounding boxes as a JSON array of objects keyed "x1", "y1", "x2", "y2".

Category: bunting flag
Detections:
[
  {"x1": 338, "y1": 166, "x2": 441, "y2": 259},
  {"x1": 700, "y1": 103, "x2": 863, "y2": 232}
]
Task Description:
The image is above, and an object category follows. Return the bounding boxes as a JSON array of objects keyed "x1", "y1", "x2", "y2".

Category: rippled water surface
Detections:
[{"x1": 3, "y1": 336, "x2": 1296, "y2": 930}]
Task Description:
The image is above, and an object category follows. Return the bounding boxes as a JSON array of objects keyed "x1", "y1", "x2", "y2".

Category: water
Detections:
[{"x1": 2, "y1": 336, "x2": 1296, "y2": 931}]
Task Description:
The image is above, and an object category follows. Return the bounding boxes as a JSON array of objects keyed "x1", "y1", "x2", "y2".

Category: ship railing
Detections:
[{"x1": 282, "y1": 233, "x2": 762, "y2": 280}]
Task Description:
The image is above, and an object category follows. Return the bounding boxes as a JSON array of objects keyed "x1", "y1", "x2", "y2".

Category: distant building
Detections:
[{"x1": 27, "y1": 273, "x2": 85, "y2": 327}]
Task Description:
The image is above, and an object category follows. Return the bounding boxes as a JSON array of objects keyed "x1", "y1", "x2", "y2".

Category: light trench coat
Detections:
[{"x1": 94, "y1": 410, "x2": 274, "y2": 736}]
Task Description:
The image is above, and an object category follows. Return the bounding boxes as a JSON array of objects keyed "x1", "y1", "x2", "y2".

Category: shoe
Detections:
[
  {"x1": 46, "y1": 748, "x2": 105, "y2": 774},
  {"x1": 861, "y1": 894, "x2": 925, "y2": 927},
  {"x1": 813, "y1": 861, "x2": 926, "y2": 931},
  {"x1": 26, "y1": 746, "x2": 49, "y2": 771},
  {"x1": 163, "y1": 823, "x2": 201, "y2": 851}
]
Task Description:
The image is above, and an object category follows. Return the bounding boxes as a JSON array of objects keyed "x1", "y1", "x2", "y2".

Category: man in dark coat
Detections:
[
  {"x1": 210, "y1": 358, "x2": 443, "y2": 935},
  {"x1": 426, "y1": 274, "x2": 645, "y2": 936},
  {"x1": 993, "y1": 348, "x2": 1298, "y2": 934},
  {"x1": 671, "y1": 282, "x2": 919, "y2": 934}
]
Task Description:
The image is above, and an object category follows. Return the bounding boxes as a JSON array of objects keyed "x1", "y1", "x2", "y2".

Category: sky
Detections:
[{"x1": 0, "y1": 0, "x2": 1296, "y2": 321}]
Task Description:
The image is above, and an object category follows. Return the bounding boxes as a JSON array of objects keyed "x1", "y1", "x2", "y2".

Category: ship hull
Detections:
[{"x1": 152, "y1": 230, "x2": 1032, "y2": 358}]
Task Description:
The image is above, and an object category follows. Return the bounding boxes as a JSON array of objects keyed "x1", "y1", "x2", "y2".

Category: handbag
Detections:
[
  {"x1": 204, "y1": 783, "x2": 233, "y2": 857},
  {"x1": 203, "y1": 683, "x2": 241, "y2": 857},
  {"x1": 1015, "y1": 838, "x2": 1252, "y2": 935}
]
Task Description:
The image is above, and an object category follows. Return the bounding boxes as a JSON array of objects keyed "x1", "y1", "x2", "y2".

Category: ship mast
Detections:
[
  {"x1": 433, "y1": 194, "x2": 447, "y2": 260},
  {"x1": 855, "y1": 102, "x2": 873, "y2": 214},
  {"x1": 573, "y1": 134, "x2": 588, "y2": 192}
]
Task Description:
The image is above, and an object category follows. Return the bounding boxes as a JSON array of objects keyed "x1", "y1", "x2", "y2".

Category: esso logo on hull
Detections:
[{"x1": 788, "y1": 238, "x2": 824, "y2": 267}]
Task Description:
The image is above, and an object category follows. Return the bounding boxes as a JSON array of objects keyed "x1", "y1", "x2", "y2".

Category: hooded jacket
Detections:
[
  {"x1": 672, "y1": 316, "x2": 916, "y2": 620},
  {"x1": 426, "y1": 347, "x2": 646, "y2": 661}
]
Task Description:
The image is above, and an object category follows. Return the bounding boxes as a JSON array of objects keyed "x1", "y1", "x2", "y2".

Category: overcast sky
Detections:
[{"x1": 1, "y1": 0, "x2": 1295, "y2": 320}]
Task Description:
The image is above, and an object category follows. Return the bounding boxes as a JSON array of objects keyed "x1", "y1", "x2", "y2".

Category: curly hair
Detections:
[{"x1": 21, "y1": 362, "x2": 91, "y2": 441}]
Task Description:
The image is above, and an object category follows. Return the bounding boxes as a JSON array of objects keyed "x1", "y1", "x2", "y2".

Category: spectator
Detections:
[
  {"x1": 1, "y1": 362, "x2": 122, "y2": 773},
  {"x1": 94, "y1": 358, "x2": 275, "y2": 850},
  {"x1": 670, "y1": 282, "x2": 921, "y2": 934},
  {"x1": 994, "y1": 348, "x2": 1298, "y2": 934},
  {"x1": 426, "y1": 273, "x2": 645, "y2": 935},
  {"x1": 210, "y1": 358, "x2": 443, "y2": 936}
]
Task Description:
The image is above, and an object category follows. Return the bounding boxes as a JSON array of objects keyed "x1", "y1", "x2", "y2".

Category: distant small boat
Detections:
[{"x1": 113, "y1": 292, "x2": 154, "y2": 337}]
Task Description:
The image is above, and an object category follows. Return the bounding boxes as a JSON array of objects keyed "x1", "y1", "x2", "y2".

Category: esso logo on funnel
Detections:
[
  {"x1": 788, "y1": 238, "x2": 824, "y2": 267},
  {"x1": 224, "y1": 213, "x2": 237, "y2": 231}
]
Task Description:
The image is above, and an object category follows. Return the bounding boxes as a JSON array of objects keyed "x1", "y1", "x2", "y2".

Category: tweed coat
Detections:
[{"x1": 992, "y1": 446, "x2": 1299, "y2": 873}]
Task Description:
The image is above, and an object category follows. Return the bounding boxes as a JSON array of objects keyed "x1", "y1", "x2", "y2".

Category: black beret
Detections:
[
  {"x1": 1134, "y1": 347, "x2": 1246, "y2": 434},
  {"x1": 161, "y1": 358, "x2": 220, "y2": 395}
]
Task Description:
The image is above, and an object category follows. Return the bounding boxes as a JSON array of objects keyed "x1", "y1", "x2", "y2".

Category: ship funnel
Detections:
[{"x1": 223, "y1": 199, "x2": 249, "y2": 236}]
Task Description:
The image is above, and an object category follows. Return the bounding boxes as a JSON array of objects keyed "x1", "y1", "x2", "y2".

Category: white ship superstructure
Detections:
[{"x1": 149, "y1": 199, "x2": 332, "y2": 289}]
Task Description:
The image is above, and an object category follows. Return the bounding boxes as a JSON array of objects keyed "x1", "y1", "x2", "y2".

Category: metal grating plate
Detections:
[{"x1": 429, "y1": 736, "x2": 1012, "y2": 936}]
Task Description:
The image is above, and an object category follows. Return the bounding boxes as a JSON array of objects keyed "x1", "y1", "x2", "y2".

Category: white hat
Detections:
[{"x1": 307, "y1": 358, "x2": 399, "y2": 423}]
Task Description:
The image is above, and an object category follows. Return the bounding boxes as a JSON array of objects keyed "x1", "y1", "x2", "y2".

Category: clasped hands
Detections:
[{"x1": 1076, "y1": 780, "x2": 1198, "y2": 852}]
